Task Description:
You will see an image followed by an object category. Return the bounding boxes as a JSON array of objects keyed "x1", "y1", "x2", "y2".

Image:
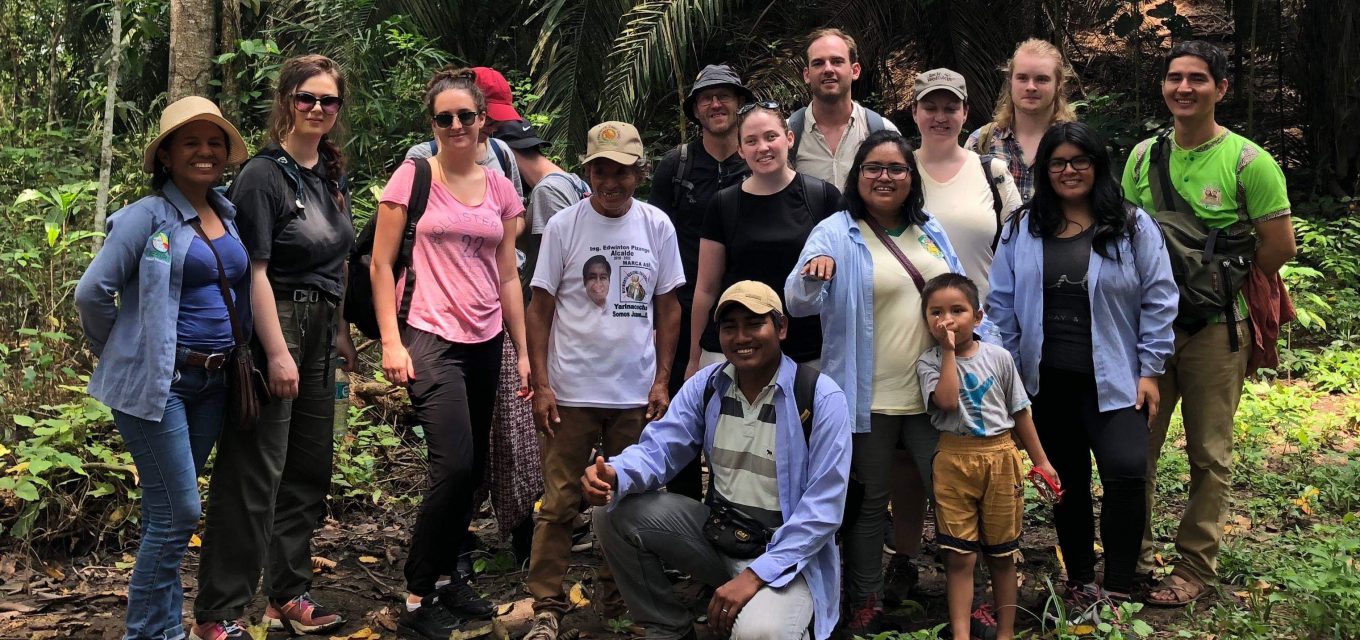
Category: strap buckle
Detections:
[
  {"x1": 203, "y1": 352, "x2": 227, "y2": 370},
  {"x1": 292, "y1": 289, "x2": 320, "y2": 303}
]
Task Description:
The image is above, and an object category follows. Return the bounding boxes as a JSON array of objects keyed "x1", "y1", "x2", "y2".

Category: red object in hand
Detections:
[{"x1": 1028, "y1": 467, "x2": 1064, "y2": 505}]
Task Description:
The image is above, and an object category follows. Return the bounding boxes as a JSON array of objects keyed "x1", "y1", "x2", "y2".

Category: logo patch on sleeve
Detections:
[{"x1": 145, "y1": 232, "x2": 171, "y2": 263}]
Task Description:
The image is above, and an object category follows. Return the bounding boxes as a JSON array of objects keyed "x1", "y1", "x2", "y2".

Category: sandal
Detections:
[{"x1": 1143, "y1": 569, "x2": 1207, "y2": 607}]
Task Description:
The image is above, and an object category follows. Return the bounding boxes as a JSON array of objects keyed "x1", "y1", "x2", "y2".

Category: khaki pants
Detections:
[
  {"x1": 1139, "y1": 322, "x2": 1249, "y2": 584},
  {"x1": 527, "y1": 405, "x2": 646, "y2": 615}
]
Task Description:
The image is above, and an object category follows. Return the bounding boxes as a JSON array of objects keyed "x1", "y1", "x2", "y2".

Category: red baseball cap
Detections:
[{"x1": 473, "y1": 67, "x2": 523, "y2": 123}]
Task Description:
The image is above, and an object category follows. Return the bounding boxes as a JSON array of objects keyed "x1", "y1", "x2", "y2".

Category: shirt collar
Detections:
[
  {"x1": 806, "y1": 101, "x2": 863, "y2": 132},
  {"x1": 718, "y1": 355, "x2": 795, "y2": 398},
  {"x1": 161, "y1": 180, "x2": 237, "y2": 222}
]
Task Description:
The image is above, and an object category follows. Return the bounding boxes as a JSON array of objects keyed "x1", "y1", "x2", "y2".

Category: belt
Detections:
[
  {"x1": 181, "y1": 349, "x2": 230, "y2": 370},
  {"x1": 275, "y1": 288, "x2": 333, "y2": 304}
]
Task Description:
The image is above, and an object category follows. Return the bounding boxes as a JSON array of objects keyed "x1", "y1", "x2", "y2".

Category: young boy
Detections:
[{"x1": 915, "y1": 273, "x2": 1059, "y2": 640}]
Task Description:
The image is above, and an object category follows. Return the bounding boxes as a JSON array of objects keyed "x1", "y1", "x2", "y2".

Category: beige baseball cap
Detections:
[
  {"x1": 582, "y1": 121, "x2": 645, "y2": 166},
  {"x1": 714, "y1": 280, "x2": 784, "y2": 321},
  {"x1": 142, "y1": 96, "x2": 249, "y2": 173},
  {"x1": 913, "y1": 68, "x2": 968, "y2": 102}
]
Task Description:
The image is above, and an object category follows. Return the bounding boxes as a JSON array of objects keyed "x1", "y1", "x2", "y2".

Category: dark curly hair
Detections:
[{"x1": 842, "y1": 129, "x2": 926, "y2": 227}]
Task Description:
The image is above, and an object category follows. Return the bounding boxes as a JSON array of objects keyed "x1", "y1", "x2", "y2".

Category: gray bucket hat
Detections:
[{"x1": 682, "y1": 64, "x2": 756, "y2": 124}]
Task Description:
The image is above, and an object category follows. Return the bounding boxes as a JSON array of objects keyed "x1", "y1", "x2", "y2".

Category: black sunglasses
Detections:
[
  {"x1": 737, "y1": 100, "x2": 783, "y2": 116},
  {"x1": 293, "y1": 92, "x2": 343, "y2": 114},
  {"x1": 432, "y1": 110, "x2": 482, "y2": 129}
]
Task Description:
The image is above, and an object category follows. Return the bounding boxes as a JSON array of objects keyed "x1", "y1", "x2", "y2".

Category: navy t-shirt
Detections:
[{"x1": 177, "y1": 233, "x2": 249, "y2": 350}]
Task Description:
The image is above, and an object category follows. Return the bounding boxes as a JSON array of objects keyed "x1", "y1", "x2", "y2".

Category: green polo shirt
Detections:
[{"x1": 1122, "y1": 128, "x2": 1291, "y2": 228}]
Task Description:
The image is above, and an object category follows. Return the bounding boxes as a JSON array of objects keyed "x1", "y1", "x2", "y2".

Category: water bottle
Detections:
[{"x1": 334, "y1": 357, "x2": 350, "y2": 436}]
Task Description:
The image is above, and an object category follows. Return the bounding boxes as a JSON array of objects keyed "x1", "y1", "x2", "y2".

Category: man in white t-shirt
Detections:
[{"x1": 524, "y1": 121, "x2": 685, "y2": 640}]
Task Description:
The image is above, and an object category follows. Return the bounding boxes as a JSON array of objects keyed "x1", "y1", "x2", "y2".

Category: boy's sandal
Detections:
[{"x1": 1143, "y1": 569, "x2": 1207, "y2": 607}]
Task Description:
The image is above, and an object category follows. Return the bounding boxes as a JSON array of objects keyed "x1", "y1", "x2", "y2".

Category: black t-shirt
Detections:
[
  {"x1": 228, "y1": 145, "x2": 355, "y2": 300},
  {"x1": 649, "y1": 140, "x2": 750, "y2": 303},
  {"x1": 698, "y1": 174, "x2": 842, "y2": 361},
  {"x1": 1041, "y1": 227, "x2": 1095, "y2": 373}
]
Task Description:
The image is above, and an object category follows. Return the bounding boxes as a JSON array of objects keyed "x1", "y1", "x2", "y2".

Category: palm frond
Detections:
[{"x1": 530, "y1": 0, "x2": 634, "y2": 163}]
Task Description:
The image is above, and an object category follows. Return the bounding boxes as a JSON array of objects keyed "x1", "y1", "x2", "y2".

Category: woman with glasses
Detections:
[
  {"x1": 193, "y1": 54, "x2": 355, "y2": 640},
  {"x1": 988, "y1": 121, "x2": 1176, "y2": 605},
  {"x1": 369, "y1": 67, "x2": 528, "y2": 640},
  {"x1": 684, "y1": 102, "x2": 840, "y2": 378},
  {"x1": 787, "y1": 129, "x2": 977, "y2": 634}
]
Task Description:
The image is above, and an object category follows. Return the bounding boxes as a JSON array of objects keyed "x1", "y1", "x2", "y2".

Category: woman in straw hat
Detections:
[
  {"x1": 191, "y1": 54, "x2": 354, "y2": 640},
  {"x1": 75, "y1": 95, "x2": 250, "y2": 640}
]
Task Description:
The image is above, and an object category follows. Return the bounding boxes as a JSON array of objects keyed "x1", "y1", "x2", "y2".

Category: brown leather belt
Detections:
[{"x1": 182, "y1": 350, "x2": 229, "y2": 370}]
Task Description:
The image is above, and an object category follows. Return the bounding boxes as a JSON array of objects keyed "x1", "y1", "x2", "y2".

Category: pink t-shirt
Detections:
[{"x1": 379, "y1": 160, "x2": 524, "y2": 344}]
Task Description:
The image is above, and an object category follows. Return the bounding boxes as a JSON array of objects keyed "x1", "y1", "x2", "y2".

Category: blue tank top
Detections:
[{"x1": 178, "y1": 234, "x2": 249, "y2": 350}]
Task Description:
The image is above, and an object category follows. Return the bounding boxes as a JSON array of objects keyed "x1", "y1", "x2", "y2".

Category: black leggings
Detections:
[
  {"x1": 1031, "y1": 366, "x2": 1147, "y2": 593},
  {"x1": 402, "y1": 327, "x2": 504, "y2": 595}
]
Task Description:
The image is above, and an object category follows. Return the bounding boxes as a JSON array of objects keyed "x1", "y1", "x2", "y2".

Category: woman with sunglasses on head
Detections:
[
  {"x1": 370, "y1": 67, "x2": 529, "y2": 640},
  {"x1": 76, "y1": 96, "x2": 249, "y2": 640},
  {"x1": 787, "y1": 129, "x2": 979, "y2": 634},
  {"x1": 192, "y1": 54, "x2": 355, "y2": 640},
  {"x1": 684, "y1": 101, "x2": 840, "y2": 379},
  {"x1": 988, "y1": 121, "x2": 1176, "y2": 606}
]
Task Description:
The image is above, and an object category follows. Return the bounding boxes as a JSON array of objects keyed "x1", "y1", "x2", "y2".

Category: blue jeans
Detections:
[{"x1": 114, "y1": 357, "x2": 225, "y2": 640}]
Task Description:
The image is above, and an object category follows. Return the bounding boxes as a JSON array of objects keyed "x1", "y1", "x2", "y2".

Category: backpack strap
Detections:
[
  {"x1": 427, "y1": 140, "x2": 438, "y2": 157},
  {"x1": 974, "y1": 122, "x2": 996, "y2": 153},
  {"x1": 789, "y1": 107, "x2": 808, "y2": 166},
  {"x1": 1148, "y1": 131, "x2": 1197, "y2": 216},
  {"x1": 702, "y1": 361, "x2": 819, "y2": 446},
  {"x1": 397, "y1": 160, "x2": 434, "y2": 326},
  {"x1": 863, "y1": 107, "x2": 886, "y2": 134},
  {"x1": 673, "y1": 143, "x2": 697, "y2": 204},
  {"x1": 490, "y1": 139, "x2": 510, "y2": 172},
  {"x1": 800, "y1": 174, "x2": 829, "y2": 221},
  {"x1": 979, "y1": 154, "x2": 1005, "y2": 251}
]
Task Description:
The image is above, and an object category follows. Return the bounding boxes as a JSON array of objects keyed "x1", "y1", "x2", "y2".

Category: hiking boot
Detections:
[
  {"x1": 263, "y1": 592, "x2": 345, "y2": 634},
  {"x1": 842, "y1": 593, "x2": 885, "y2": 636},
  {"x1": 398, "y1": 593, "x2": 493, "y2": 640},
  {"x1": 522, "y1": 611, "x2": 561, "y2": 640},
  {"x1": 189, "y1": 620, "x2": 248, "y2": 640},
  {"x1": 436, "y1": 579, "x2": 496, "y2": 618}
]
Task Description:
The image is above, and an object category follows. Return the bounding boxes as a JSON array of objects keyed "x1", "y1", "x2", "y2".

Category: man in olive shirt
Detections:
[{"x1": 1121, "y1": 40, "x2": 1296, "y2": 606}]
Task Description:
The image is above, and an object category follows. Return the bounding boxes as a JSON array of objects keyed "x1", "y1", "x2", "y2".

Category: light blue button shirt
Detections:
[
  {"x1": 610, "y1": 356, "x2": 851, "y2": 640},
  {"x1": 784, "y1": 210, "x2": 997, "y2": 433},
  {"x1": 986, "y1": 207, "x2": 1178, "y2": 411},
  {"x1": 75, "y1": 182, "x2": 250, "y2": 421}
]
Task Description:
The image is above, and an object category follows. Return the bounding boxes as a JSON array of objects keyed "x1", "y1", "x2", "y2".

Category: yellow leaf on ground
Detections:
[
  {"x1": 358, "y1": 555, "x2": 380, "y2": 564},
  {"x1": 44, "y1": 564, "x2": 64, "y2": 581},
  {"x1": 329, "y1": 627, "x2": 377, "y2": 640},
  {"x1": 189, "y1": 534, "x2": 201, "y2": 548},
  {"x1": 568, "y1": 582, "x2": 590, "y2": 608},
  {"x1": 1071, "y1": 625, "x2": 1096, "y2": 634},
  {"x1": 5, "y1": 461, "x2": 29, "y2": 475}
]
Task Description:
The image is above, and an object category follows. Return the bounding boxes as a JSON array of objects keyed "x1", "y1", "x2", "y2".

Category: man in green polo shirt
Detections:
[{"x1": 1121, "y1": 40, "x2": 1296, "y2": 607}]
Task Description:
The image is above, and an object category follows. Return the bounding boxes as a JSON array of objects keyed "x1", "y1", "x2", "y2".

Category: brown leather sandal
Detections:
[{"x1": 1143, "y1": 569, "x2": 1207, "y2": 607}]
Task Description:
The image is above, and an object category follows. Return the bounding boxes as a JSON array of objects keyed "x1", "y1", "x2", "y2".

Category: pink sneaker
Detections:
[
  {"x1": 188, "y1": 620, "x2": 248, "y2": 640},
  {"x1": 263, "y1": 592, "x2": 345, "y2": 634}
]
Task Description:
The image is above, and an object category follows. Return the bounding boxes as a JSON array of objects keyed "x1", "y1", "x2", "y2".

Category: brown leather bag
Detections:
[{"x1": 190, "y1": 220, "x2": 271, "y2": 430}]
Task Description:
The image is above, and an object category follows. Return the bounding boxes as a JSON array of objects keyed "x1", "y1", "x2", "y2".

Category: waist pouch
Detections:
[{"x1": 703, "y1": 500, "x2": 772, "y2": 559}]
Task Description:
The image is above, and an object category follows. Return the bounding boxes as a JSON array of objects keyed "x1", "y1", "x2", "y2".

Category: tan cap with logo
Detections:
[
  {"x1": 714, "y1": 280, "x2": 784, "y2": 321},
  {"x1": 582, "y1": 121, "x2": 645, "y2": 166},
  {"x1": 913, "y1": 68, "x2": 968, "y2": 102}
]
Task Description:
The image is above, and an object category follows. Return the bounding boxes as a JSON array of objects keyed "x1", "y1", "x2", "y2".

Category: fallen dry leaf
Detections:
[
  {"x1": 329, "y1": 627, "x2": 378, "y2": 639},
  {"x1": 42, "y1": 565, "x2": 63, "y2": 581},
  {"x1": 568, "y1": 582, "x2": 590, "y2": 609},
  {"x1": 189, "y1": 534, "x2": 202, "y2": 548},
  {"x1": 358, "y1": 555, "x2": 380, "y2": 565},
  {"x1": 312, "y1": 556, "x2": 338, "y2": 573}
]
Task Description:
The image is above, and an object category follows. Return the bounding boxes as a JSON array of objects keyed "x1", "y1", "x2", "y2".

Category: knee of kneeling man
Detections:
[{"x1": 730, "y1": 613, "x2": 791, "y2": 640}]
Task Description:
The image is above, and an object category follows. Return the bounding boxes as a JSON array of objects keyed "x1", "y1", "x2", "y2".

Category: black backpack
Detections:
[
  {"x1": 671, "y1": 141, "x2": 752, "y2": 206},
  {"x1": 344, "y1": 160, "x2": 433, "y2": 339},
  {"x1": 228, "y1": 146, "x2": 350, "y2": 240},
  {"x1": 701, "y1": 362, "x2": 820, "y2": 445}
]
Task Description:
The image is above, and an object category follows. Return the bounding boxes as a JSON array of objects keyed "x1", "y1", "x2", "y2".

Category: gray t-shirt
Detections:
[
  {"x1": 916, "y1": 341, "x2": 1030, "y2": 437},
  {"x1": 530, "y1": 172, "x2": 590, "y2": 234},
  {"x1": 405, "y1": 138, "x2": 525, "y2": 200}
]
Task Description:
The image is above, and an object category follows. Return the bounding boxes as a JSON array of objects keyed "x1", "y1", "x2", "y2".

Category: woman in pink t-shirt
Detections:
[{"x1": 369, "y1": 68, "x2": 528, "y2": 635}]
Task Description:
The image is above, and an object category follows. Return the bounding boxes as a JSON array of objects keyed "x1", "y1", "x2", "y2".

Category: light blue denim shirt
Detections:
[
  {"x1": 987, "y1": 207, "x2": 1178, "y2": 411},
  {"x1": 784, "y1": 210, "x2": 997, "y2": 433},
  {"x1": 610, "y1": 356, "x2": 851, "y2": 640},
  {"x1": 75, "y1": 182, "x2": 250, "y2": 421}
]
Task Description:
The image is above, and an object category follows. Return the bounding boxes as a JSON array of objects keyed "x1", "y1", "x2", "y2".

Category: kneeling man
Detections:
[{"x1": 583, "y1": 281, "x2": 851, "y2": 640}]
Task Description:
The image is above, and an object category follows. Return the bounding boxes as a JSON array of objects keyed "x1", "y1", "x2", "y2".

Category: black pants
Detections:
[
  {"x1": 402, "y1": 327, "x2": 503, "y2": 595},
  {"x1": 196, "y1": 298, "x2": 337, "y2": 621},
  {"x1": 664, "y1": 296, "x2": 704, "y2": 501},
  {"x1": 1031, "y1": 366, "x2": 1148, "y2": 593}
]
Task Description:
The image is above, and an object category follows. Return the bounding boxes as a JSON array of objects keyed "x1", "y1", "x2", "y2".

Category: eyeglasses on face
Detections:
[
  {"x1": 1047, "y1": 156, "x2": 1093, "y2": 173},
  {"x1": 293, "y1": 92, "x2": 344, "y2": 114},
  {"x1": 432, "y1": 110, "x2": 482, "y2": 129},
  {"x1": 860, "y1": 163, "x2": 912, "y2": 180},
  {"x1": 737, "y1": 100, "x2": 782, "y2": 116}
]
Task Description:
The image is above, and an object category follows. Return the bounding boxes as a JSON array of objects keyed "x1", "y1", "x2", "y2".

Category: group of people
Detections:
[{"x1": 77, "y1": 25, "x2": 1296, "y2": 640}]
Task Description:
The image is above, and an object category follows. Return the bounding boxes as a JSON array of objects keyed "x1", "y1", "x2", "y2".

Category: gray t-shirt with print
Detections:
[{"x1": 916, "y1": 341, "x2": 1030, "y2": 437}]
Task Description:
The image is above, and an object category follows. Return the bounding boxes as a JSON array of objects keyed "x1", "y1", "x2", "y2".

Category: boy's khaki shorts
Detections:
[{"x1": 932, "y1": 432, "x2": 1024, "y2": 558}]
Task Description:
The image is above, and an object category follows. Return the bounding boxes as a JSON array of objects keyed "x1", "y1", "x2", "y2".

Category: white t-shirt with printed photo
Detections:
[{"x1": 531, "y1": 198, "x2": 685, "y2": 408}]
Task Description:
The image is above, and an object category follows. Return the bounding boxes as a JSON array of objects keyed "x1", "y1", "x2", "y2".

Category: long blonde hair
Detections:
[{"x1": 992, "y1": 39, "x2": 1076, "y2": 130}]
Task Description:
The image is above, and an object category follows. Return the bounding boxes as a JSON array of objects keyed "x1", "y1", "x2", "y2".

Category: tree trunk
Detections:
[
  {"x1": 95, "y1": 0, "x2": 123, "y2": 251},
  {"x1": 43, "y1": 6, "x2": 69, "y2": 126},
  {"x1": 1298, "y1": 0, "x2": 1359, "y2": 199},
  {"x1": 168, "y1": 0, "x2": 217, "y2": 101},
  {"x1": 218, "y1": 0, "x2": 241, "y2": 122}
]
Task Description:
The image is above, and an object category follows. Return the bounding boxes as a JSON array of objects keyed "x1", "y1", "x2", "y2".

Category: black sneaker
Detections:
[
  {"x1": 399, "y1": 598, "x2": 470, "y2": 640},
  {"x1": 436, "y1": 579, "x2": 496, "y2": 618}
]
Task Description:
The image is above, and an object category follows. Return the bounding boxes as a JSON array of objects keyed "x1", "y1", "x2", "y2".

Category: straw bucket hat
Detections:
[{"x1": 141, "y1": 96, "x2": 249, "y2": 173}]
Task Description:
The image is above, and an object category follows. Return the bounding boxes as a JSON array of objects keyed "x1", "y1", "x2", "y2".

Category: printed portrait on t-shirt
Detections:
[
  {"x1": 622, "y1": 270, "x2": 649, "y2": 302},
  {"x1": 582, "y1": 254, "x2": 611, "y2": 307}
]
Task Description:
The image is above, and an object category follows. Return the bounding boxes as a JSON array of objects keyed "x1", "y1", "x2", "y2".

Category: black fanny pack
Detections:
[{"x1": 703, "y1": 499, "x2": 773, "y2": 559}]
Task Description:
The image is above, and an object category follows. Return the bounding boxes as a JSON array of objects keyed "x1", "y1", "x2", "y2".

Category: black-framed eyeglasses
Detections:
[
  {"x1": 737, "y1": 100, "x2": 782, "y2": 116},
  {"x1": 293, "y1": 92, "x2": 344, "y2": 114},
  {"x1": 860, "y1": 163, "x2": 912, "y2": 180},
  {"x1": 1047, "y1": 156, "x2": 1094, "y2": 173},
  {"x1": 432, "y1": 110, "x2": 482, "y2": 129}
]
